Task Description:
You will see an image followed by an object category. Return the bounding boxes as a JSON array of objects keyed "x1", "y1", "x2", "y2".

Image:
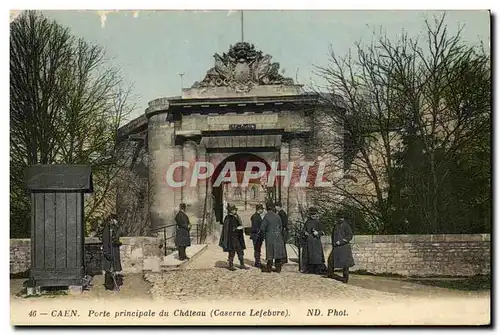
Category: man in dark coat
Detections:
[
  {"x1": 250, "y1": 204, "x2": 265, "y2": 268},
  {"x1": 260, "y1": 202, "x2": 287, "y2": 273},
  {"x1": 301, "y1": 207, "x2": 327, "y2": 274},
  {"x1": 327, "y1": 211, "x2": 355, "y2": 283},
  {"x1": 219, "y1": 204, "x2": 249, "y2": 271},
  {"x1": 101, "y1": 213, "x2": 123, "y2": 291},
  {"x1": 175, "y1": 203, "x2": 191, "y2": 260},
  {"x1": 275, "y1": 202, "x2": 289, "y2": 264}
]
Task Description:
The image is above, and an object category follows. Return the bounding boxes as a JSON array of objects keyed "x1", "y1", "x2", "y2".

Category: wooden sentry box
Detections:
[{"x1": 24, "y1": 165, "x2": 93, "y2": 288}]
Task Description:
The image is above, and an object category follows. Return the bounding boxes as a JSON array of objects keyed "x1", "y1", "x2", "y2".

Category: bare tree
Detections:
[
  {"x1": 10, "y1": 11, "x2": 136, "y2": 237},
  {"x1": 312, "y1": 37, "x2": 402, "y2": 232},
  {"x1": 312, "y1": 14, "x2": 490, "y2": 233}
]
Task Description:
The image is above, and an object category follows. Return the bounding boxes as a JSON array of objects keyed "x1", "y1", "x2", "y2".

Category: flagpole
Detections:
[
  {"x1": 240, "y1": 10, "x2": 244, "y2": 42},
  {"x1": 178, "y1": 73, "x2": 185, "y2": 94}
]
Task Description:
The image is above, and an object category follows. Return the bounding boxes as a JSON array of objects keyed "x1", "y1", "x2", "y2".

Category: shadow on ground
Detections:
[
  {"x1": 10, "y1": 274, "x2": 153, "y2": 301},
  {"x1": 215, "y1": 259, "x2": 257, "y2": 269}
]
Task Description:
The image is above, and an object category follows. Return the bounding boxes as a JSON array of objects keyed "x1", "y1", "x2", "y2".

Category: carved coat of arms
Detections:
[{"x1": 192, "y1": 42, "x2": 294, "y2": 93}]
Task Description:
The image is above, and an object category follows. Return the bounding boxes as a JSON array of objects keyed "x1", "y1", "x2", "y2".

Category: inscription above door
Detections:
[{"x1": 229, "y1": 124, "x2": 256, "y2": 130}]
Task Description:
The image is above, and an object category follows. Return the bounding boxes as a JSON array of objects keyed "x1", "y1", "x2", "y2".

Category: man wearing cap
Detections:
[
  {"x1": 102, "y1": 213, "x2": 123, "y2": 291},
  {"x1": 250, "y1": 204, "x2": 265, "y2": 268},
  {"x1": 175, "y1": 203, "x2": 191, "y2": 261},
  {"x1": 219, "y1": 204, "x2": 249, "y2": 271},
  {"x1": 301, "y1": 207, "x2": 327, "y2": 274},
  {"x1": 327, "y1": 210, "x2": 355, "y2": 283},
  {"x1": 259, "y1": 202, "x2": 287, "y2": 273},
  {"x1": 275, "y1": 202, "x2": 289, "y2": 264}
]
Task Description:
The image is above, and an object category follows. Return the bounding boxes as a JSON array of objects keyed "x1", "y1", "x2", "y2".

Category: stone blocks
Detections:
[
  {"x1": 11, "y1": 234, "x2": 491, "y2": 278},
  {"x1": 341, "y1": 234, "x2": 491, "y2": 277},
  {"x1": 10, "y1": 236, "x2": 163, "y2": 276}
]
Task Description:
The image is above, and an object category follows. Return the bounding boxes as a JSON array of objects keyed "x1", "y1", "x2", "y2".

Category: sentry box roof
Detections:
[{"x1": 25, "y1": 164, "x2": 93, "y2": 193}]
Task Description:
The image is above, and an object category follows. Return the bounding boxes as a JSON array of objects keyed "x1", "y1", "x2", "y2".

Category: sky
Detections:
[{"x1": 33, "y1": 10, "x2": 490, "y2": 120}]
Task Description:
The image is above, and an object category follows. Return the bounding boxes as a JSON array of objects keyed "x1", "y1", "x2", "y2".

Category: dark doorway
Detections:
[{"x1": 211, "y1": 153, "x2": 273, "y2": 224}]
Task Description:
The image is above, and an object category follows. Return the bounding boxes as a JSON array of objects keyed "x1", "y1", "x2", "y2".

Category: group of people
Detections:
[
  {"x1": 300, "y1": 207, "x2": 355, "y2": 283},
  {"x1": 212, "y1": 201, "x2": 355, "y2": 283},
  {"x1": 219, "y1": 201, "x2": 289, "y2": 272},
  {"x1": 99, "y1": 201, "x2": 355, "y2": 293}
]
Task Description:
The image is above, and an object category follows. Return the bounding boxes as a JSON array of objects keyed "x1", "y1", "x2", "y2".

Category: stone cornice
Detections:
[
  {"x1": 169, "y1": 93, "x2": 318, "y2": 108},
  {"x1": 120, "y1": 92, "x2": 328, "y2": 142},
  {"x1": 143, "y1": 93, "x2": 320, "y2": 119},
  {"x1": 117, "y1": 115, "x2": 148, "y2": 143}
]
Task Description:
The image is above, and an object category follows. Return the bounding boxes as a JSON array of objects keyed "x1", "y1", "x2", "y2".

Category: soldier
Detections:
[
  {"x1": 275, "y1": 201, "x2": 289, "y2": 264},
  {"x1": 301, "y1": 207, "x2": 327, "y2": 274},
  {"x1": 327, "y1": 210, "x2": 355, "y2": 283},
  {"x1": 101, "y1": 213, "x2": 123, "y2": 291},
  {"x1": 175, "y1": 203, "x2": 191, "y2": 261},
  {"x1": 260, "y1": 202, "x2": 287, "y2": 273},
  {"x1": 250, "y1": 204, "x2": 265, "y2": 268},
  {"x1": 219, "y1": 204, "x2": 249, "y2": 271}
]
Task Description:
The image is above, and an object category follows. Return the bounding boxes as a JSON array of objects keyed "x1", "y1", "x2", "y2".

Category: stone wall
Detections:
[
  {"x1": 322, "y1": 234, "x2": 491, "y2": 277},
  {"x1": 10, "y1": 237, "x2": 163, "y2": 277},
  {"x1": 11, "y1": 234, "x2": 490, "y2": 278},
  {"x1": 10, "y1": 239, "x2": 31, "y2": 275}
]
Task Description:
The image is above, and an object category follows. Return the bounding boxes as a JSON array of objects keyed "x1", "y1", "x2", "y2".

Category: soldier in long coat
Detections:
[
  {"x1": 101, "y1": 213, "x2": 123, "y2": 291},
  {"x1": 219, "y1": 204, "x2": 249, "y2": 271},
  {"x1": 301, "y1": 207, "x2": 327, "y2": 274},
  {"x1": 275, "y1": 202, "x2": 289, "y2": 264},
  {"x1": 327, "y1": 211, "x2": 355, "y2": 283},
  {"x1": 250, "y1": 204, "x2": 264, "y2": 267},
  {"x1": 175, "y1": 203, "x2": 191, "y2": 260},
  {"x1": 259, "y1": 202, "x2": 287, "y2": 273}
]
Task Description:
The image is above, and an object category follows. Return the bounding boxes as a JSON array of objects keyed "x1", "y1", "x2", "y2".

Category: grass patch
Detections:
[
  {"x1": 408, "y1": 274, "x2": 470, "y2": 279},
  {"x1": 350, "y1": 269, "x2": 406, "y2": 278},
  {"x1": 406, "y1": 275, "x2": 491, "y2": 291},
  {"x1": 350, "y1": 270, "x2": 490, "y2": 291}
]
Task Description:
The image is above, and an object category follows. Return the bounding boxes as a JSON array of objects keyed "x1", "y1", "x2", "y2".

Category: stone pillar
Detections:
[
  {"x1": 147, "y1": 112, "x2": 177, "y2": 241},
  {"x1": 279, "y1": 143, "x2": 289, "y2": 212},
  {"x1": 182, "y1": 140, "x2": 199, "y2": 242},
  {"x1": 174, "y1": 144, "x2": 183, "y2": 206},
  {"x1": 197, "y1": 146, "x2": 219, "y2": 243},
  {"x1": 182, "y1": 140, "x2": 198, "y2": 205},
  {"x1": 288, "y1": 138, "x2": 305, "y2": 224}
]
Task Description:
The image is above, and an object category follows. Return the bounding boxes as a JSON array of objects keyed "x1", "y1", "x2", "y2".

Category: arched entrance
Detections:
[{"x1": 211, "y1": 153, "x2": 273, "y2": 226}]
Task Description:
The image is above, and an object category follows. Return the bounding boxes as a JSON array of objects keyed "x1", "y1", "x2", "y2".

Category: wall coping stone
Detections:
[
  {"x1": 10, "y1": 236, "x2": 163, "y2": 245},
  {"x1": 320, "y1": 234, "x2": 490, "y2": 244},
  {"x1": 12, "y1": 234, "x2": 489, "y2": 247}
]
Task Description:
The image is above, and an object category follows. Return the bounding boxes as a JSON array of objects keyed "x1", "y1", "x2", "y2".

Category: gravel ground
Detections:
[
  {"x1": 10, "y1": 244, "x2": 490, "y2": 303},
  {"x1": 10, "y1": 244, "x2": 490, "y2": 325},
  {"x1": 145, "y1": 268, "x2": 406, "y2": 303}
]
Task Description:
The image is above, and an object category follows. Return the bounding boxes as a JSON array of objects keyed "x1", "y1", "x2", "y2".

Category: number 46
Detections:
[{"x1": 28, "y1": 310, "x2": 37, "y2": 317}]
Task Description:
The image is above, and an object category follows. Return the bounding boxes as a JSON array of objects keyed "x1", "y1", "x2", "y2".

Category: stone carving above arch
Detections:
[{"x1": 191, "y1": 42, "x2": 295, "y2": 93}]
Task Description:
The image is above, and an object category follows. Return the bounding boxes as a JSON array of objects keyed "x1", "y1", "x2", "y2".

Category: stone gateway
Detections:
[{"x1": 116, "y1": 41, "x2": 344, "y2": 246}]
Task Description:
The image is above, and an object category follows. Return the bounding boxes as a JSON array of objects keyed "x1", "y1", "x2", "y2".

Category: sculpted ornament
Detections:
[{"x1": 192, "y1": 42, "x2": 294, "y2": 92}]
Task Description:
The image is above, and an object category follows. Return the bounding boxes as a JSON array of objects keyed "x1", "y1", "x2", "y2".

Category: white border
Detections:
[
  {"x1": 3, "y1": 1, "x2": 496, "y2": 334},
  {"x1": 5, "y1": 1, "x2": 498, "y2": 10}
]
